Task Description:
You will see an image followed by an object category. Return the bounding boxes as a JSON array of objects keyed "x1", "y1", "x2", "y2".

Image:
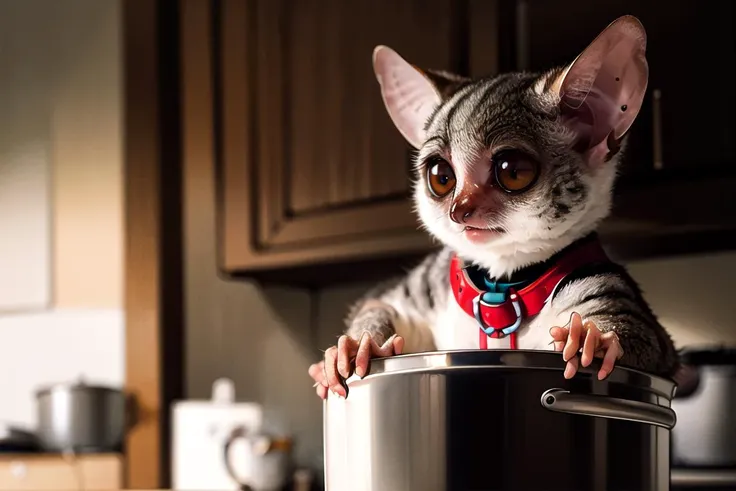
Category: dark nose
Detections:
[{"x1": 450, "y1": 195, "x2": 476, "y2": 224}]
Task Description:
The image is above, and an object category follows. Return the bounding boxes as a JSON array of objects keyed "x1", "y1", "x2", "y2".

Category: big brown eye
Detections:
[
  {"x1": 492, "y1": 150, "x2": 540, "y2": 193},
  {"x1": 426, "y1": 158, "x2": 456, "y2": 198}
]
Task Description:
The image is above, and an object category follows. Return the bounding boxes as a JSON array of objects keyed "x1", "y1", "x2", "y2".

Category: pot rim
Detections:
[
  {"x1": 35, "y1": 382, "x2": 124, "y2": 399},
  {"x1": 355, "y1": 349, "x2": 676, "y2": 399}
]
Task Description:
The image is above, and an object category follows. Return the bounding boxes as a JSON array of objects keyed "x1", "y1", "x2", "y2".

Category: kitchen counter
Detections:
[
  {"x1": 113, "y1": 471, "x2": 736, "y2": 491},
  {"x1": 56, "y1": 469, "x2": 736, "y2": 491},
  {"x1": 0, "y1": 453, "x2": 123, "y2": 490}
]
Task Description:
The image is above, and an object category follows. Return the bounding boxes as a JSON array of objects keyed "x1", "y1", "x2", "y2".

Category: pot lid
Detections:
[{"x1": 679, "y1": 345, "x2": 736, "y2": 366}]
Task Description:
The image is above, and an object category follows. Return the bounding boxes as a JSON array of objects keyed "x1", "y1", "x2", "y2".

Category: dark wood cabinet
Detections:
[
  {"x1": 183, "y1": 0, "x2": 736, "y2": 285},
  {"x1": 208, "y1": 0, "x2": 499, "y2": 282},
  {"x1": 511, "y1": 0, "x2": 735, "y2": 175},
  {"x1": 501, "y1": 0, "x2": 736, "y2": 260}
]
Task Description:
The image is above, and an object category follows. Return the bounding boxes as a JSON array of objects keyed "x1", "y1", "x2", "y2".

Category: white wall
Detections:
[
  {"x1": 627, "y1": 250, "x2": 736, "y2": 348},
  {"x1": 0, "y1": 310, "x2": 124, "y2": 428},
  {"x1": 0, "y1": 0, "x2": 124, "y2": 429}
]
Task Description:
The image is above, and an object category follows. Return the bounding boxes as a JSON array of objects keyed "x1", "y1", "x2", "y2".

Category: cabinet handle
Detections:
[{"x1": 652, "y1": 89, "x2": 663, "y2": 170}]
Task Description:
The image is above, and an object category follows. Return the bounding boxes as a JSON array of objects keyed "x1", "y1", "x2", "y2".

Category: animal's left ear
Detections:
[
  {"x1": 422, "y1": 69, "x2": 471, "y2": 100},
  {"x1": 372, "y1": 46, "x2": 443, "y2": 149},
  {"x1": 550, "y1": 15, "x2": 648, "y2": 161}
]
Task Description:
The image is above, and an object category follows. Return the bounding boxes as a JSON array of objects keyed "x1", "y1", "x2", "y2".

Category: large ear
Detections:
[
  {"x1": 422, "y1": 69, "x2": 472, "y2": 100},
  {"x1": 372, "y1": 46, "x2": 443, "y2": 148},
  {"x1": 552, "y1": 16, "x2": 648, "y2": 158}
]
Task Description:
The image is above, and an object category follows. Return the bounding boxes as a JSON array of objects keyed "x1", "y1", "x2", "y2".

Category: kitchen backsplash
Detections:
[
  {"x1": 625, "y1": 250, "x2": 736, "y2": 347},
  {"x1": 0, "y1": 308, "x2": 124, "y2": 428},
  {"x1": 0, "y1": 252, "x2": 731, "y2": 427}
]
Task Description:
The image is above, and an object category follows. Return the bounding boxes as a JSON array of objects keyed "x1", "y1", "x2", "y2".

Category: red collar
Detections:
[{"x1": 449, "y1": 237, "x2": 610, "y2": 347}]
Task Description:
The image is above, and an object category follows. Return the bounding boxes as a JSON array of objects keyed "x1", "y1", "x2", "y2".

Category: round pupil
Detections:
[
  {"x1": 500, "y1": 161, "x2": 517, "y2": 179},
  {"x1": 427, "y1": 160, "x2": 456, "y2": 197},
  {"x1": 494, "y1": 151, "x2": 539, "y2": 192}
]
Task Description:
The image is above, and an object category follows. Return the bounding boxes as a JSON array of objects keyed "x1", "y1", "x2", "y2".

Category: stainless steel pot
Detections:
[
  {"x1": 671, "y1": 346, "x2": 736, "y2": 468},
  {"x1": 35, "y1": 379, "x2": 127, "y2": 452},
  {"x1": 323, "y1": 350, "x2": 676, "y2": 491}
]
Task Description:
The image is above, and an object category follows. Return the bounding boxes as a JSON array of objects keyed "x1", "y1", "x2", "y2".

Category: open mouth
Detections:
[
  {"x1": 463, "y1": 226, "x2": 506, "y2": 234},
  {"x1": 462, "y1": 226, "x2": 506, "y2": 243}
]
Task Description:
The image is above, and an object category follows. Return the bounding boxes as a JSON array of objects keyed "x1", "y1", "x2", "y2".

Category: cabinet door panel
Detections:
[
  {"x1": 214, "y1": 0, "x2": 499, "y2": 273},
  {"x1": 282, "y1": 1, "x2": 436, "y2": 214}
]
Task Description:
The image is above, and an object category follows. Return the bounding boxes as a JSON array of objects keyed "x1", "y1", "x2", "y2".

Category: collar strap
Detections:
[{"x1": 449, "y1": 238, "x2": 611, "y2": 340}]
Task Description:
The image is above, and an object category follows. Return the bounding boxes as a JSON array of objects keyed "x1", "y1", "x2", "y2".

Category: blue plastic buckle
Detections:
[{"x1": 472, "y1": 289, "x2": 523, "y2": 337}]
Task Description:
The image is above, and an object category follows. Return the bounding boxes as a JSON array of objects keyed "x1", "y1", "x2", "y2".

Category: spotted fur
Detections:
[{"x1": 343, "y1": 18, "x2": 677, "y2": 376}]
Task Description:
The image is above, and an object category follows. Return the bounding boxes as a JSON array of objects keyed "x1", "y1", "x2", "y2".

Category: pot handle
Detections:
[
  {"x1": 540, "y1": 388, "x2": 676, "y2": 430},
  {"x1": 125, "y1": 394, "x2": 139, "y2": 431},
  {"x1": 223, "y1": 426, "x2": 254, "y2": 491}
]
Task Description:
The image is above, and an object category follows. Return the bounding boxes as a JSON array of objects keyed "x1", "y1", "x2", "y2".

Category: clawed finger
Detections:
[
  {"x1": 549, "y1": 318, "x2": 580, "y2": 379},
  {"x1": 371, "y1": 335, "x2": 394, "y2": 358},
  {"x1": 392, "y1": 335, "x2": 405, "y2": 355},
  {"x1": 308, "y1": 361, "x2": 325, "y2": 384},
  {"x1": 552, "y1": 314, "x2": 624, "y2": 380},
  {"x1": 549, "y1": 326, "x2": 568, "y2": 352},
  {"x1": 324, "y1": 346, "x2": 346, "y2": 398},
  {"x1": 355, "y1": 333, "x2": 406, "y2": 378},
  {"x1": 598, "y1": 332, "x2": 623, "y2": 380},
  {"x1": 315, "y1": 383, "x2": 328, "y2": 399},
  {"x1": 580, "y1": 321, "x2": 601, "y2": 368},
  {"x1": 562, "y1": 312, "x2": 584, "y2": 362},
  {"x1": 337, "y1": 335, "x2": 355, "y2": 379},
  {"x1": 318, "y1": 333, "x2": 406, "y2": 400},
  {"x1": 354, "y1": 333, "x2": 373, "y2": 378},
  {"x1": 564, "y1": 356, "x2": 579, "y2": 379}
]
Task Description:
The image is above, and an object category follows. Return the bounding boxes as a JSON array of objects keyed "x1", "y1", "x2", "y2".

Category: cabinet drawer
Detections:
[{"x1": 0, "y1": 454, "x2": 123, "y2": 490}]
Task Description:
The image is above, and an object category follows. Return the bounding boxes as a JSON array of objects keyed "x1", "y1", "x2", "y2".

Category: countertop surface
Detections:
[{"x1": 105, "y1": 469, "x2": 736, "y2": 491}]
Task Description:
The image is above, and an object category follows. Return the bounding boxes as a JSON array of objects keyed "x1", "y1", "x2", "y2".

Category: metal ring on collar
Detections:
[{"x1": 472, "y1": 290, "x2": 523, "y2": 337}]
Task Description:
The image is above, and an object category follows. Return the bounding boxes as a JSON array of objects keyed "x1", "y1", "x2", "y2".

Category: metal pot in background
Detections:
[
  {"x1": 35, "y1": 378, "x2": 129, "y2": 453},
  {"x1": 672, "y1": 346, "x2": 736, "y2": 468},
  {"x1": 324, "y1": 350, "x2": 677, "y2": 491},
  {"x1": 0, "y1": 422, "x2": 41, "y2": 453}
]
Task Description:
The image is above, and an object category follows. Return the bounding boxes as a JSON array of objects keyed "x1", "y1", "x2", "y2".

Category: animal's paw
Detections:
[
  {"x1": 308, "y1": 333, "x2": 404, "y2": 400},
  {"x1": 549, "y1": 312, "x2": 624, "y2": 380}
]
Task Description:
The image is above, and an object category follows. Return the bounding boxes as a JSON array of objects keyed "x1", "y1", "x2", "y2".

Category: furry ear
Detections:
[
  {"x1": 551, "y1": 15, "x2": 648, "y2": 159},
  {"x1": 422, "y1": 69, "x2": 472, "y2": 100},
  {"x1": 372, "y1": 46, "x2": 442, "y2": 149}
]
